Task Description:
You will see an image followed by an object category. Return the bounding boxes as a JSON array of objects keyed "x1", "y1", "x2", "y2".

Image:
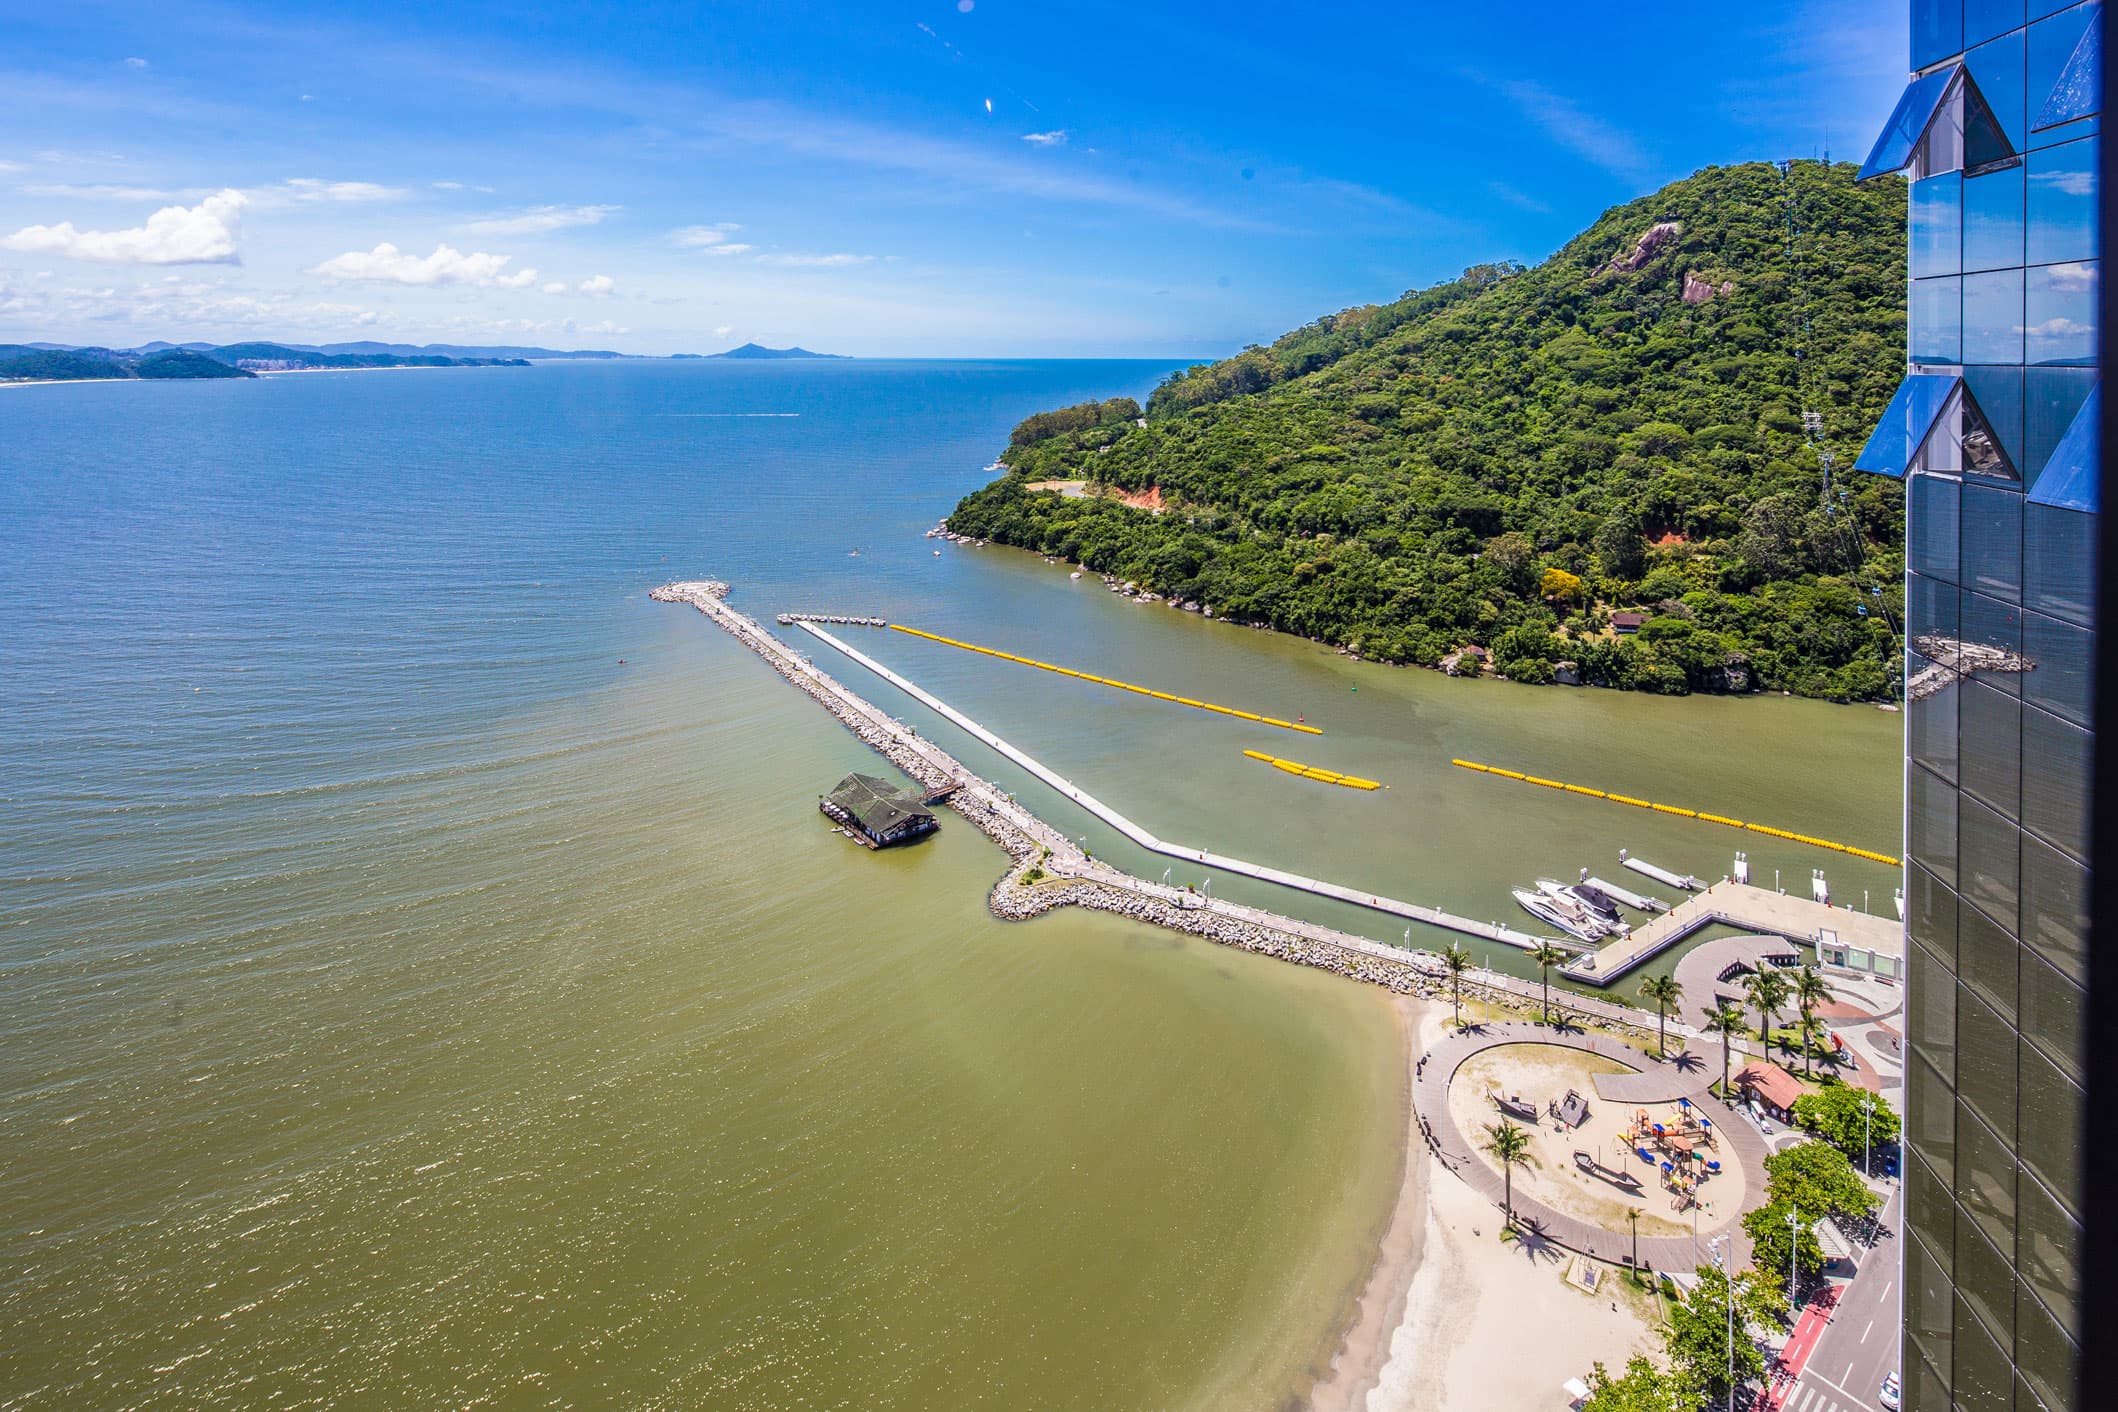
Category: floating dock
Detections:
[{"x1": 1242, "y1": 749, "x2": 1382, "y2": 790}]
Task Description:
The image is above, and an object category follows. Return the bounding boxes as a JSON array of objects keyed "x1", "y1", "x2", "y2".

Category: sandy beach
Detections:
[{"x1": 1324, "y1": 1005, "x2": 1660, "y2": 1412}]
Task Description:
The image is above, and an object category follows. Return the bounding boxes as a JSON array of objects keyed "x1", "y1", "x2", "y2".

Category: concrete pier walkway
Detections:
[
  {"x1": 794, "y1": 619, "x2": 1557, "y2": 954},
  {"x1": 1564, "y1": 880, "x2": 1905, "y2": 987}
]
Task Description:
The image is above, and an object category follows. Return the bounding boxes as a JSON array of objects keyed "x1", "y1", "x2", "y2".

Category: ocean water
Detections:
[
  {"x1": 0, "y1": 361, "x2": 1406, "y2": 1411},
  {"x1": 0, "y1": 359, "x2": 1899, "y2": 1408}
]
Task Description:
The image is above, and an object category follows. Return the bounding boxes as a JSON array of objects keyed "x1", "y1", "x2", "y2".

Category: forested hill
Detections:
[{"x1": 948, "y1": 161, "x2": 1910, "y2": 701}]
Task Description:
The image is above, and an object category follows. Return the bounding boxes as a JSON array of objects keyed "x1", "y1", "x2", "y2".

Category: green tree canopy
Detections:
[
  {"x1": 1762, "y1": 1140, "x2": 1881, "y2": 1226},
  {"x1": 1792, "y1": 1085, "x2": 1901, "y2": 1157}
]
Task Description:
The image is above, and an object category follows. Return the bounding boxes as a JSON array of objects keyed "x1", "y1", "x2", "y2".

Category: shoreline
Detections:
[{"x1": 1308, "y1": 992, "x2": 1433, "y2": 1412}]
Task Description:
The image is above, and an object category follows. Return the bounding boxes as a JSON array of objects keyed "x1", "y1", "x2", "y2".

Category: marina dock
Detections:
[
  {"x1": 1563, "y1": 880, "x2": 1904, "y2": 986},
  {"x1": 652, "y1": 580, "x2": 1662, "y2": 1032},
  {"x1": 791, "y1": 618, "x2": 1556, "y2": 954}
]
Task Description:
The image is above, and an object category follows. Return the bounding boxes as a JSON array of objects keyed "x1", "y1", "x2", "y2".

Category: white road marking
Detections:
[{"x1": 1860, "y1": 1318, "x2": 1873, "y2": 1343}]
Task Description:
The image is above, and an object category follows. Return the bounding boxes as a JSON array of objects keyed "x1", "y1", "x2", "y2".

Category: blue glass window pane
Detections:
[
  {"x1": 1969, "y1": 32, "x2": 2030, "y2": 154},
  {"x1": 1914, "y1": 173, "x2": 1965, "y2": 277},
  {"x1": 2028, "y1": 383, "x2": 2101, "y2": 509},
  {"x1": 2023, "y1": 608, "x2": 2094, "y2": 725},
  {"x1": 1965, "y1": 492, "x2": 2026, "y2": 604},
  {"x1": 1963, "y1": 164, "x2": 2026, "y2": 269},
  {"x1": 1911, "y1": 571, "x2": 1962, "y2": 642},
  {"x1": 2034, "y1": 4, "x2": 2103, "y2": 129},
  {"x1": 1971, "y1": 0, "x2": 2028, "y2": 44},
  {"x1": 2024, "y1": 260, "x2": 2097, "y2": 364},
  {"x1": 2023, "y1": 707, "x2": 2091, "y2": 860},
  {"x1": 1912, "y1": 473, "x2": 1964, "y2": 581},
  {"x1": 2025, "y1": 497, "x2": 2097, "y2": 622},
  {"x1": 2026, "y1": 137, "x2": 2098, "y2": 262},
  {"x1": 1959, "y1": 680, "x2": 2023, "y2": 820},
  {"x1": 1917, "y1": 0, "x2": 1968, "y2": 68},
  {"x1": 1913, "y1": 277, "x2": 1965, "y2": 363},
  {"x1": 1963, "y1": 268, "x2": 2026, "y2": 363},
  {"x1": 1963, "y1": 365, "x2": 2026, "y2": 471},
  {"x1": 1857, "y1": 373, "x2": 1961, "y2": 475},
  {"x1": 1863, "y1": 65, "x2": 1965, "y2": 179}
]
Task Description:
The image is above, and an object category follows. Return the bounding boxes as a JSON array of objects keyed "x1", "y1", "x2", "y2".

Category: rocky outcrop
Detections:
[
  {"x1": 1682, "y1": 271, "x2": 1736, "y2": 304},
  {"x1": 1599, "y1": 221, "x2": 1681, "y2": 275}
]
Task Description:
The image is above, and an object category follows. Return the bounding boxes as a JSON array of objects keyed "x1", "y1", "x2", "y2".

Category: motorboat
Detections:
[
  {"x1": 1513, "y1": 888, "x2": 1602, "y2": 945},
  {"x1": 1570, "y1": 881, "x2": 1628, "y2": 923},
  {"x1": 1534, "y1": 881, "x2": 1627, "y2": 938}
]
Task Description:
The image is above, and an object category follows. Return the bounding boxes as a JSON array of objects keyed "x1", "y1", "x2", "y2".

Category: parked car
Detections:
[{"x1": 1880, "y1": 1370, "x2": 1901, "y2": 1409}]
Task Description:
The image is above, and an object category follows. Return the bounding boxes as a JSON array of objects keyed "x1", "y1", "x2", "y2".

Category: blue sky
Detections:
[{"x1": 0, "y1": 0, "x2": 1907, "y2": 356}]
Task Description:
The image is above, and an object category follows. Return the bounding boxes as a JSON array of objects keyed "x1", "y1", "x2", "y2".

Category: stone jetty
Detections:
[{"x1": 650, "y1": 580, "x2": 1656, "y2": 1036}]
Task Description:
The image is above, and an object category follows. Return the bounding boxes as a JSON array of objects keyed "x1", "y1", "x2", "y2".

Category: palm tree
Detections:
[
  {"x1": 1639, "y1": 974, "x2": 1685, "y2": 1058},
  {"x1": 1741, "y1": 967, "x2": 1792, "y2": 1046},
  {"x1": 1704, "y1": 1002, "x2": 1748, "y2": 1096},
  {"x1": 1482, "y1": 1119, "x2": 1534, "y2": 1228},
  {"x1": 1527, "y1": 943, "x2": 1570, "y2": 1023},
  {"x1": 1789, "y1": 964, "x2": 1836, "y2": 1077},
  {"x1": 1795, "y1": 1013, "x2": 1829, "y2": 1075},
  {"x1": 1442, "y1": 942, "x2": 1473, "y2": 1028}
]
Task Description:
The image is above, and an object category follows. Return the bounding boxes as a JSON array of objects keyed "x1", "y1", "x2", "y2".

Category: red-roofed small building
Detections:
[{"x1": 1733, "y1": 1061, "x2": 1817, "y2": 1122}]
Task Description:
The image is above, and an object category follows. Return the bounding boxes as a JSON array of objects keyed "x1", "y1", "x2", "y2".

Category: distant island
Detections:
[
  {"x1": 707, "y1": 343, "x2": 846, "y2": 360},
  {"x1": 0, "y1": 340, "x2": 547, "y2": 383}
]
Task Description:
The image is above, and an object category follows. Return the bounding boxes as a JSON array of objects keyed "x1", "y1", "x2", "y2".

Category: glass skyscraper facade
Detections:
[{"x1": 1856, "y1": 3, "x2": 2102, "y2": 1408}]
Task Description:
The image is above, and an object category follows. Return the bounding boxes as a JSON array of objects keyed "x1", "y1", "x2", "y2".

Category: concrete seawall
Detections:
[{"x1": 650, "y1": 581, "x2": 1658, "y2": 1035}]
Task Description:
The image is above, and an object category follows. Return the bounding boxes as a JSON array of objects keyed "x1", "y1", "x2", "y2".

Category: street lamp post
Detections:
[
  {"x1": 1628, "y1": 1206, "x2": 1639, "y2": 1277},
  {"x1": 1788, "y1": 1204, "x2": 1801, "y2": 1310}
]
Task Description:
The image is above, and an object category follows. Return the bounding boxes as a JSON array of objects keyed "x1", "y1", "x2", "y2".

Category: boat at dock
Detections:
[
  {"x1": 1512, "y1": 888, "x2": 1602, "y2": 945},
  {"x1": 1583, "y1": 875, "x2": 1670, "y2": 913},
  {"x1": 1536, "y1": 879, "x2": 1627, "y2": 936}
]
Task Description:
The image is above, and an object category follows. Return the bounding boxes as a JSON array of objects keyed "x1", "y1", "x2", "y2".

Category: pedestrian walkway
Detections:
[
  {"x1": 1412, "y1": 1021, "x2": 1768, "y2": 1270},
  {"x1": 1591, "y1": 1054, "x2": 1718, "y2": 1104}
]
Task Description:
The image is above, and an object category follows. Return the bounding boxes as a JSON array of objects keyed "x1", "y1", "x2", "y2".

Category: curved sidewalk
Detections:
[{"x1": 1412, "y1": 1021, "x2": 1766, "y2": 1271}]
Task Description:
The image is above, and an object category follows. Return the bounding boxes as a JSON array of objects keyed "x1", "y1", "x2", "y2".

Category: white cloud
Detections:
[
  {"x1": 432, "y1": 180, "x2": 464, "y2": 190},
  {"x1": 701, "y1": 243, "x2": 754, "y2": 257},
  {"x1": 458, "y1": 203, "x2": 619, "y2": 235},
  {"x1": 713, "y1": 325, "x2": 733, "y2": 337},
  {"x1": 299, "y1": 93, "x2": 315, "y2": 102},
  {"x1": 124, "y1": 57, "x2": 148, "y2": 69},
  {"x1": 674, "y1": 223, "x2": 746, "y2": 246},
  {"x1": 1021, "y1": 130, "x2": 1068, "y2": 146},
  {"x1": 578, "y1": 274, "x2": 615, "y2": 296},
  {"x1": 1493, "y1": 77, "x2": 1654, "y2": 183},
  {"x1": 282, "y1": 178, "x2": 405, "y2": 203},
  {"x1": 20, "y1": 184, "x2": 199, "y2": 201},
  {"x1": 756, "y1": 252, "x2": 873, "y2": 267},
  {"x1": 0, "y1": 161, "x2": 22, "y2": 173},
  {"x1": 309, "y1": 242, "x2": 538, "y2": 288},
  {"x1": 542, "y1": 280, "x2": 568, "y2": 294},
  {"x1": 2, "y1": 189, "x2": 247, "y2": 265}
]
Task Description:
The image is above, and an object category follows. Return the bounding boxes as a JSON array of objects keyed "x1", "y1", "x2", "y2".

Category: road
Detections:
[{"x1": 1766, "y1": 1182, "x2": 1903, "y2": 1412}]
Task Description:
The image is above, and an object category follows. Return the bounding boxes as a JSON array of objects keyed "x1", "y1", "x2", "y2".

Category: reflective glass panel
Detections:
[
  {"x1": 1969, "y1": 0, "x2": 2027, "y2": 45},
  {"x1": 2024, "y1": 365, "x2": 2098, "y2": 482},
  {"x1": 1912, "y1": 938, "x2": 1962, "y2": 1077},
  {"x1": 1958, "y1": 682, "x2": 2024, "y2": 820},
  {"x1": 2018, "y1": 1040, "x2": 2084, "y2": 1212},
  {"x1": 1957, "y1": 1225, "x2": 2017, "y2": 1355},
  {"x1": 2024, "y1": 500, "x2": 2096, "y2": 623},
  {"x1": 2023, "y1": 608, "x2": 2093, "y2": 723},
  {"x1": 1913, "y1": 172, "x2": 1964, "y2": 278},
  {"x1": 1858, "y1": 371, "x2": 1960, "y2": 473},
  {"x1": 1910, "y1": 762, "x2": 1961, "y2": 887},
  {"x1": 1911, "y1": 862, "x2": 1962, "y2": 969},
  {"x1": 1910, "y1": 1056, "x2": 1961, "y2": 1189},
  {"x1": 1910, "y1": 472, "x2": 1962, "y2": 581},
  {"x1": 1963, "y1": 495, "x2": 2025, "y2": 605},
  {"x1": 1958, "y1": 983, "x2": 2019, "y2": 1133},
  {"x1": 1917, "y1": 0, "x2": 1968, "y2": 68},
  {"x1": 1910, "y1": 1229, "x2": 1958, "y2": 1381},
  {"x1": 1960, "y1": 883, "x2": 2022, "y2": 1016},
  {"x1": 2020, "y1": 944, "x2": 2086, "y2": 1080},
  {"x1": 1957, "y1": 1104, "x2": 2018, "y2": 1249},
  {"x1": 2033, "y1": 1, "x2": 2103, "y2": 130},
  {"x1": 2029, "y1": 382, "x2": 2101, "y2": 510},
  {"x1": 1962, "y1": 267, "x2": 2026, "y2": 363},
  {"x1": 1963, "y1": 163, "x2": 2026, "y2": 268},
  {"x1": 1968, "y1": 31, "x2": 2030, "y2": 154},
  {"x1": 1962, "y1": 366, "x2": 2025, "y2": 472},
  {"x1": 2019, "y1": 1176, "x2": 2083, "y2": 1339},
  {"x1": 2016, "y1": 1273, "x2": 2081, "y2": 1406},
  {"x1": 1912, "y1": 278, "x2": 1965, "y2": 365},
  {"x1": 2022, "y1": 706, "x2": 2091, "y2": 859},
  {"x1": 2024, "y1": 259, "x2": 2097, "y2": 364},
  {"x1": 1865, "y1": 65, "x2": 1965, "y2": 178},
  {"x1": 1911, "y1": 651, "x2": 1962, "y2": 782},
  {"x1": 1910, "y1": 571, "x2": 1961, "y2": 644},
  {"x1": 2021, "y1": 832, "x2": 2089, "y2": 983},
  {"x1": 2026, "y1": 136, "x2": 2098, "y2": 262}
]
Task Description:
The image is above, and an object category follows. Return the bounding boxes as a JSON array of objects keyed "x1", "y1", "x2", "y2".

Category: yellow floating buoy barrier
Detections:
[
  {"x1": 1248, "y1": 752, "x2": 1382, "y2": 790},
  {"x1": 1450, "y1": 759, "x2": 1899, "y2": 866},
  {"x1": 888, "y1": 624, "x2": 1323, "y2": 734}
]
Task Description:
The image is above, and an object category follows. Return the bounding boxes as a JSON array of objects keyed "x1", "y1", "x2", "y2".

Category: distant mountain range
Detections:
[{"x1": 1, "y1": 338, "x2": 848, "y2": 381}]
